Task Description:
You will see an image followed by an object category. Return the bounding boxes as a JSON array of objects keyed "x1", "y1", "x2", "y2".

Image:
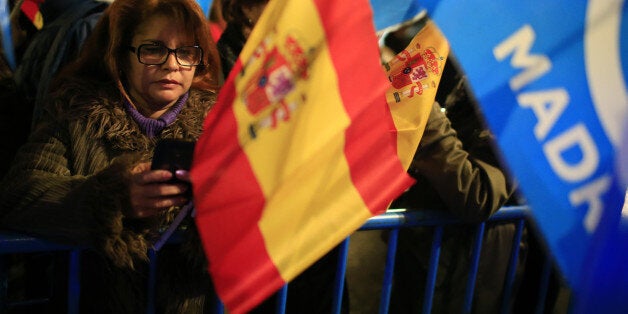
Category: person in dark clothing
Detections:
[
  {"x1": 13, "y1": 0, "x2": 109, "y2": 128},
  {"x1": 389, "y1": 59, "x2": 525, "y2": 313},
  {"x1": 1, "y1": 0, "x2": 109, "y2": 175},
  {"x1": 216, "y1": 0, "x2": 268, "y2": 80},
  {"x1": 0, "y1": 63, "x2": 30, "y2": 178},
  {"x1": 382, "y1": 18, "x2": 526, "y2": 313}
]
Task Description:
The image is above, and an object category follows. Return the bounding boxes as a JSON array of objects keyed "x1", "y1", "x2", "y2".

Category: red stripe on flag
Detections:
[
  {"x1": 20, "y1": 0, "x2": 42, "y2": 23},
  {"x1": 313, "y1": 0, "x2": 415, "y2": 214},
  {"x1": 191, "y1": 60, "x2": 285, "y2": 312}
]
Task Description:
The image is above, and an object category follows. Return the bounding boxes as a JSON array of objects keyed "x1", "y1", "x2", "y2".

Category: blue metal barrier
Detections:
[{"x1": 0, "y1": 205, "x2": 549, "y2": 313}]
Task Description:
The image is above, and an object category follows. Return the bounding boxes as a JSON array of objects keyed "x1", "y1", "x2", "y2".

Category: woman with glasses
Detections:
[{"x1": 0, "y1": 0, "x2": 221, "y2": 312}]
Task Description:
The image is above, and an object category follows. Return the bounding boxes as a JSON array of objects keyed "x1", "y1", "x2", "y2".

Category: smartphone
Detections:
[{"x1": 151, "y1": 139, "x2": 196, "y2": 182}]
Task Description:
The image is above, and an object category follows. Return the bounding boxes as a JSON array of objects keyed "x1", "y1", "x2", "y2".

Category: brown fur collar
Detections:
[{"x1": 48, "y1": 79, "x2": 216, "y2": 152}]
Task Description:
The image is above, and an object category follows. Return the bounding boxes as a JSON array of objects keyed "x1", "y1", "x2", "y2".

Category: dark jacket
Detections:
[
  {"x1": 13, "y1": 0, "x2": 108, "y2": 128},
  {"x1": 0, "y1": 78, "x2": 217, "y2": 313},
  {"x1": 216, "y1": 22, "x2": 246, "y2": 80},
  {"x1": 389, "y1": 75, "x2": 524, "y2": 313}
]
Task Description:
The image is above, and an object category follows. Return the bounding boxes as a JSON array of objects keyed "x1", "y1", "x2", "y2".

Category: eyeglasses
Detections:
[{"x1": 128, "y1": 43, "x2": 203, "y2": 66}]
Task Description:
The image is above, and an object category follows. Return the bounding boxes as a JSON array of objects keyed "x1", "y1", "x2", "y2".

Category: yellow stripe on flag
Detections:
[
  {"x1": 385, "y1": 20, "x2": 450, "y2": 170},
  {"x1": 232, "y1": 0, "x2": 372, "y2": 280}
]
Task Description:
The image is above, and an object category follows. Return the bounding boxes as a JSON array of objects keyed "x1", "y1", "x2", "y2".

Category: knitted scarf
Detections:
[{"x1": 124, "y1": 93, "x2": 189, "y2": 138}]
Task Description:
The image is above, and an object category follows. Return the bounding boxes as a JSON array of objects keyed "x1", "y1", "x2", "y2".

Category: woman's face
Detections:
[{"x1": 127, "y1": 14, "x2": 197, "y2": 117}]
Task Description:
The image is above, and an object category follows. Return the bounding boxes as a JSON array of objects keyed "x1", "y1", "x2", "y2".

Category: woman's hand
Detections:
[{"x1": 127, "y1": 162, "x2": 191, "y2": 219}]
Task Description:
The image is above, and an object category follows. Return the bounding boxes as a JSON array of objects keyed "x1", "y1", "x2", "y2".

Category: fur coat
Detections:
[{"x1": 0, "y1": 78, "x2": 217, "y2": 313}]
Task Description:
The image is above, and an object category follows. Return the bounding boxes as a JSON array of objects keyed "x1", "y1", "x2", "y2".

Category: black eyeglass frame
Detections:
[{"x1": 127, "y1": 44, "x2": 204, "y2": 66}]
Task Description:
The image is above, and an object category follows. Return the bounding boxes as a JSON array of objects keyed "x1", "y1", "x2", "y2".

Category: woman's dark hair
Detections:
[{"x1": 220, "y1": 0, "x2": 268, "y2": 27}]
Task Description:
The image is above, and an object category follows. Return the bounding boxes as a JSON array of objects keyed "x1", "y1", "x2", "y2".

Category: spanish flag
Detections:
[
  {"x1": 384, "y1": 18, "x2": 450, "y2": 169},
  {"x1": 20, "y1": 0, "x2": 45, "y2": 30},
  {"x1": 191, "y1": 0, "x2": 443, "y2": 312}
]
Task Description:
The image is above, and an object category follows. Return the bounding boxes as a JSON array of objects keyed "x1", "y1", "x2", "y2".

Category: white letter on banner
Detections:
[
  {"x1": 544, "y1": 123, "x2": 599, "y2": 182},
  {"x1": 493, "y1": 24, "x2": 552, "y2": 91},
  {"x1": 518, "y1": 88, "x2": 570, "y2": 141},
  {"x1": 570, "y1": 175, "x2": 611, "y2": 232}
]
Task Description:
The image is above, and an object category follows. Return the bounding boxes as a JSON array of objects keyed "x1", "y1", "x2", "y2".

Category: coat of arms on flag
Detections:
[{"x1": 383, "y1": 18, "x2": 449, "y2": 169}]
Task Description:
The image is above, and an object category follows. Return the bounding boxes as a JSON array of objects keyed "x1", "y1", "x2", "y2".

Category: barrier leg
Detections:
[
  {"x1": 534, "y1": 257, "x2": 552, "y2": 314},
  {"x1": 147, "y1": 249, "x2": 157, "y2": 314},
  {"x1": 500, "y1": 219, "x2": 524, "y2": 314},
  {"x1": 463, "y1": 222, "x2": 486, "y2": 313},
  {"x1": 213, "y1": 293, "x2": 225, "y2": 314},
  {"x1": 0, "y1": 255, "x2": 6, "y2": 314},
  {"x1": 379, "y1": 228, "x2": 399, "y2": 314},
  {"x1": 332, "y1": 238, "x2": 349, "y2": 314},
  {"x1": 423, "y1": 226, "x2": 443, "y2": 314},
  {"x1": 67, "y1": 250, "x2": 81, "y2": 314},
  {"x1": 275, "y1": 284, "x2": 288, "y2": 314}
]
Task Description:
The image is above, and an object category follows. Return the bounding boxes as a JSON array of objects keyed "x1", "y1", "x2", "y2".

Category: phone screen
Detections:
[{"x1": 151, "y1": 139, "x2": 196, "y2": 174}]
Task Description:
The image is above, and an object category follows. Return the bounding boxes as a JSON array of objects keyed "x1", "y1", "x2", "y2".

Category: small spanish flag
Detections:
[
  {"x1": 385, "y1": 19, "x2": 450, "y2": 169},
  {"x1": 190, "y1": 0, "x2": 445, "y2": 312},
  {"x1": 20, "y1": 0, "x2": 45, "y2": 30}
]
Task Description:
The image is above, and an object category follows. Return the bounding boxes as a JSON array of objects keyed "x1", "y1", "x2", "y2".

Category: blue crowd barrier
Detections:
[{"x1": 0, "y1": 205, "x2": 553, "y2": 313}]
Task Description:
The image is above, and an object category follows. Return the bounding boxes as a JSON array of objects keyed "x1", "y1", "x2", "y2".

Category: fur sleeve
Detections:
[{"x1": 0, "y1": 117, "x2": 150, "y2": 269}]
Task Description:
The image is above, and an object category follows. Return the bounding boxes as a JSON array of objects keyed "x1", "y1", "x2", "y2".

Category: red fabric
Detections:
[
  {"x1": 314, "y1": 0, "x2": 414, "y2": 214},
  {"x1": 209, "y1": 22, "x2": 224, "y2": 42},
  {"x1": 191, "y1": 59, "x2": 284, "y2": 312}
]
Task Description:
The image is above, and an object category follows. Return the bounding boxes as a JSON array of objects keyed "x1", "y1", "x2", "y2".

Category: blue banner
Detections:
[
  {"x1": 369, "y1": 0, "x2": 424, "y2": 31},
  {"x1": 421, "y1": 0, "x2": 628, "y2": 309},
  {"x1": 196, "y1": 0, "x2": 212, "y2": 18},
  {"x1": 0, "y1": 0, "x2": 16, "y2": 70}
]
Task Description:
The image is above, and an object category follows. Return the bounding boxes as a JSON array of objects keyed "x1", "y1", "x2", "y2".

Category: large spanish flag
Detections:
[{"x1": 190, "y1": 0, "x2": 439, "y2": 312}]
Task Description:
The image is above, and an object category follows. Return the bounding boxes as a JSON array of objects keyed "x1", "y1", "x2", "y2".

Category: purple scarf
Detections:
[{"x1": 124, "y1": 93, "x2": 189, "y2": 138}]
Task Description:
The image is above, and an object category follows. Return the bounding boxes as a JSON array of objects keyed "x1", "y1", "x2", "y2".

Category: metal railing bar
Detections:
[
  {"x1": 4, "y1": 298, "x2": 50, "y2": 307},
  {"x1": 1, "y1": 256, "x2": 6, "y2": 313},
  {"x1": 463, "y1": 222, "x2": 486, "y2": 313},
  {"x1": 500, "y1": 219, "x2": 525, "y2": 314},
  {"x1": 378, "y1": 228, "x2": 399, "y2": 314},
  {"x1": 422, "y1": 226, "x2": 444, "y2": 314},
  {"x1": 147, "y1": 249, "x2": 158, "y2": 314},
  {"x1": 0, "y1": 234, "x2": 76, "y2": 254},
  {"x1": 332, "y1": 238, "x2": 350, "y2": 314},
  {"x1": 212, "y1": 293, "x2": 225, "y2": 314},
  {"x1": 360, "y1": 206, "x2": 530, "y2": 230},
  {"x1": 68, "y1": 249, "x2": 80, "y2": 314},
  {"x1": 275, "y1": 284, "x2": 287, "y2": 314},
  {"x1": 534, "y1": 257, "x2": 552, "y2": 314}
]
